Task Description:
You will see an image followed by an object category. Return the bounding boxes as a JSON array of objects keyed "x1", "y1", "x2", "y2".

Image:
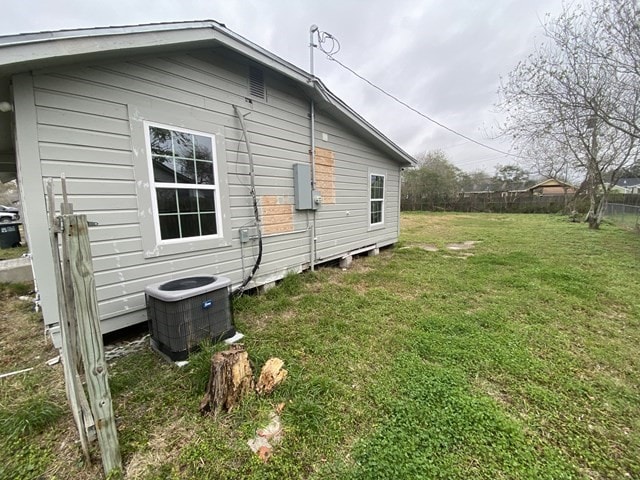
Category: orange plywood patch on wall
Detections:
[
  {"x1": 314, "y1": 147, "x2": 336, "y2": 204},
  {"x1": 260, "y1": 195, "x2": 294, "y2": 234}
]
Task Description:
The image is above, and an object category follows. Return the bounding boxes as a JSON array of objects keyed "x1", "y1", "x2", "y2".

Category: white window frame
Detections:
[
  {"x1": 369, "y1": 172, "x2": 385, "y2": 228},
  {"x1": 143, "y1": 121, "x2": 223, "y2": 245}
]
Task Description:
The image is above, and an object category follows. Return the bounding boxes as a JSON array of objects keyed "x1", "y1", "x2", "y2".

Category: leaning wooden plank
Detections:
[
  {"x1": 62, "y1": 214, "x2": 122, "y2": 475},
  {"x1": 58, "y1": 176, "x2": 97, "y2": 438},
  {"x1": 46, "y1": 179, "x2": 91, "y2": 463},
  {"x1": 59, "y1": 175, "x2": 81, "y2": 370}
]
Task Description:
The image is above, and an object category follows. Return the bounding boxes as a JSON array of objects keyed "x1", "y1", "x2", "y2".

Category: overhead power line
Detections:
[{"x1": 315, "y1": 31, "x2": 526, "y2": 160}]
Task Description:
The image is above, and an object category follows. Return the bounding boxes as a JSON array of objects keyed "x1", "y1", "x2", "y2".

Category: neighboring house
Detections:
[
  {"x1": 461, "y1": 178, "x2": 576, "y2": 199},
  {"x1": 527, "y1": 178, "x2": 576, "y2": 196},
  {"x1": 612, "y1": 178, "x2": 640, "y2": 194},
  {"x1": 0, "y1": 21, "x2": 414, "y2": 344}
]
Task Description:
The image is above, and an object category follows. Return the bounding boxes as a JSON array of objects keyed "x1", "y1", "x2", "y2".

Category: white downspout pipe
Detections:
[
  {"x1": 310, "y1": 99, "x2": 317, "y2": 271},
  {"x1": 309, "y1": 25, "x2": 319, "y2": 271}
]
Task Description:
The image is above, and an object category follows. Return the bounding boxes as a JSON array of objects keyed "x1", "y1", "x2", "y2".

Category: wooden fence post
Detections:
[
  {"x1": 61, "y1": 214, "x2": 122, "y2": 475},
  {"x1": 46, "y1": 180, "x2": 92, "y2": 463}
]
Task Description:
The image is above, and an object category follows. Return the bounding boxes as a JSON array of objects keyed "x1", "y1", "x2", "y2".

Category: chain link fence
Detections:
[
  {"x1": 402, "y1": 193, "x2": 640, "y2": 223},
  {"x1": 604, "y1": 203, "x2": 640, "y2": 231},
  {"x1": 401, "y1": 193, "x2": 584, "y2": 214}
]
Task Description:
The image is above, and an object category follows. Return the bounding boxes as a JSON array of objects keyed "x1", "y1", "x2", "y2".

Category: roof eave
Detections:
[
  {"x1": 209, "y1": 27, "x2": 415, "y2": 166},
  {"x1": 0, "y1": 21, "x2": 415, "y2": 167},
  {"x1": 528, "y1": 178, "x2": 575, "y2": 191}
]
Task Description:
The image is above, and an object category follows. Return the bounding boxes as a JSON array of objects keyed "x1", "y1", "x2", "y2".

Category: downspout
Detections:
[
  {"x1": 233, "y1": 105, "x2": 263, "y2": 293},
  {"x1": 309, "y1": 25, "x2": 319, "y2": 271}
]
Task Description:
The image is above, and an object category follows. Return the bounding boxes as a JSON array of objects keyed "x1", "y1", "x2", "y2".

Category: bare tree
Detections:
[
  {"x1": 551, "y1": 0, "x2": 640, "y2": 140},
  {"x1": 402, "y1": 150, "x2": 462, "y2": 209},
  {"x1": 499, "y1": 0, "x2": 640, "y2": 228}
]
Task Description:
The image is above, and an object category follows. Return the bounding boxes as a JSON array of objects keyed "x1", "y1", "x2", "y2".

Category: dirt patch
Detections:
[
  {"x1": 400, "y1": 244, "x2": 439, "y2": 252},
  {"x1": 0, "y1": 293, "x2": 56, "y2": 371},
  {"x1": 51, "y1": 419, "x2": 103, "y2": 480},
  {"x1": 445, "y1": 241, "x2": 480, "y2": 251},
  {"x1": 349, "y1": 282, "x2": 370, "y2": 296},
  {"x1": 125, "y1": 416, "x2": 192, "y2": 478},
  {"x1": 474, "y1": 378, "x2": 513, "y2": 408},
  {"x1": 245, "y1": 310, "x2": 296, "y2": 332},
  {"x1": 348, "y1": 260, "x2": 374, "y2": 274}
]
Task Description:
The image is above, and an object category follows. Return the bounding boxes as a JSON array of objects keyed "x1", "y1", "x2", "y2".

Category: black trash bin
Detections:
[{"x1": 0, "y1": 222, "x2": 21, "y2": 248}]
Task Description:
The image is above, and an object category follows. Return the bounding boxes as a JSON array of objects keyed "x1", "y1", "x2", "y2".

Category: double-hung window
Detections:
[
  {"x1": 370, "y1": 173, "x2": 385, "y2": 226},
  {"x1": 146, "y1": 124, "x2": 221, "y2": 241}
]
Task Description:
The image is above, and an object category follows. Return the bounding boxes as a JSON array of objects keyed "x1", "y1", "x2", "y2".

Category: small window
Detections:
[
  {"x1": 248, "y1": 66, "x2": 265, "y2": 100},
  {"x1": 146, "y1": 124, "x2": 221, "y2": 241},
  {"x1": 370, "y1": 174, "x2": 385, "y2": 225}
]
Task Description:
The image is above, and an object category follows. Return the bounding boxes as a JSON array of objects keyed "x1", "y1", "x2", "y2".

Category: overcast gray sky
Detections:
[{"x1": 1, "y1": 0, "x2": 568, "y2": 173}]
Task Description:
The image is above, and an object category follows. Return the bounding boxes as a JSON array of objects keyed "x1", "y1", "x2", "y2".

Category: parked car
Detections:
[
  {"x1": 0, "y1": 211, "x2": 18, "y2": 223},
  {"x1": 0, "y1": 204, "x2": 18, "y2": 213},
  {"x1": 0, "y1": 205, "x2": 20, "y2": 221}
]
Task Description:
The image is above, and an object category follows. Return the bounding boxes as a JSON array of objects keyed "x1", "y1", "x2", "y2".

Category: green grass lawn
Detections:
[
  {"x1": 0, "y1": 244, "x2": 28, "y2": 261},
  {"x1": 605, "y1": 211, "x2": 640, "y2": 231},
  {"x1": 2, "y1": 213, "x2": 639, "y2": 479}
]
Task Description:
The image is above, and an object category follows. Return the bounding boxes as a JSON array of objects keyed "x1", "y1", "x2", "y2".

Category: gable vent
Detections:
[{"x1": 248, "y1": 66, "x2": 265, "y2": 100}]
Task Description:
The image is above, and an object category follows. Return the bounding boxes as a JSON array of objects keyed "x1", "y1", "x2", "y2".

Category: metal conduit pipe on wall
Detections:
[
  {"x1": 233, "y1": 105, "x2": 263, "y2": 294},
  {"x1": 309, "y1": 24, "x2": 319, "y2": 271},
  {"x1": 309, "y1": 99, "x2": 317, "y2": 271}
]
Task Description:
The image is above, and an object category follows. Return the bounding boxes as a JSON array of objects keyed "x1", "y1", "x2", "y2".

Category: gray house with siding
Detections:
[{"x1": 0, "y1": 21, "x2": 414, "y2": 343}]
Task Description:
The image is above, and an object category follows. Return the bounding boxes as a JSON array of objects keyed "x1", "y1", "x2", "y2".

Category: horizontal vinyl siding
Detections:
[
  {"x1": 33, "y1": 49, "x2": 315, "y2": 332},
  {"x1": 94, "y1": 233, "x2": 310, "y2": 320},
  {"x1": 314, "y1": 111, "x2": 401, "y2": 261},
  {"x1": 31, "y1": 48, "x2": 401, "y2": 333}
]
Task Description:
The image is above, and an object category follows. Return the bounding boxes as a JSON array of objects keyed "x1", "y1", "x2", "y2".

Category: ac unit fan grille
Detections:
[{"x1": 146, "y1": 278, "x2": 234, "y2": 360}]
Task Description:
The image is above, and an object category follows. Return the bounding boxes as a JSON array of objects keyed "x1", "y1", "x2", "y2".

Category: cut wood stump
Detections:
[
  {"x1": 256, "y1": 358, "x2": 287, "y2": 395},
  {"x1": 199, "y1": 344, "x2": 254, "y2": 415}
]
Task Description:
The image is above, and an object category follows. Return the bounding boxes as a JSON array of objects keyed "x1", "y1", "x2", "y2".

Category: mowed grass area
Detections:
[
  {"x1": 2, "y1": 213, "x2": 639, "y2": 479},
  {"x1": 0, "y1": 244, "x2": 28, "y2": 261}
]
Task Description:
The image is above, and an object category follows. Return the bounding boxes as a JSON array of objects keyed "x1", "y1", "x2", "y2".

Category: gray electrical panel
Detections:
[{"x1": 293, "y1": 163, "x2": 314, "y2": 210}]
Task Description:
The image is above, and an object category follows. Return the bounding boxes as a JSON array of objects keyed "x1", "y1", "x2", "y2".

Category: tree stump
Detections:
[
  {"x1": 255, "y1": 358, "x2": 287, "y2": 395},
  {"x1": 199, "y1": 344, "x2": 254, "y2": 415}
]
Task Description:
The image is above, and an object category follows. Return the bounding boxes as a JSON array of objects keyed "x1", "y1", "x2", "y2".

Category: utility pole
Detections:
[
  {"x1": 309, "y1": 25, "x2": 318, "y2": 78},
  {"x1": 308, "y1": 25, "x2": 319, "y2": 271}
]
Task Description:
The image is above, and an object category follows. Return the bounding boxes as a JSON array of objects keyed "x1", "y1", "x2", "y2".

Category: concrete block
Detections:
[
  {"x1": 339, "y1": 255, "x2": 353, "y2": 269},
  {"x1": 0, "y1": 257, "x2": 33, "y2": 283},
  {"x1": 257, "y1": 281, "x2": 276, "y2": 294}
]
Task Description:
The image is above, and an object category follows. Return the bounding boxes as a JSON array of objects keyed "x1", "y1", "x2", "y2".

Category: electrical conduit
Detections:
[{"x1": 233, "y1": 105, "x2": 263, "y2": 294}]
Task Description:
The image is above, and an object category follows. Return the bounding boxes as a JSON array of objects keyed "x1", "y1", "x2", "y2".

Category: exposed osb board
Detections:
[
  {"x1": 260, "y1": 195, "x2": 294, "y2": 234},
  {"x1": 315, "y1": 147, "x2": 336, "y2": 204}
]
